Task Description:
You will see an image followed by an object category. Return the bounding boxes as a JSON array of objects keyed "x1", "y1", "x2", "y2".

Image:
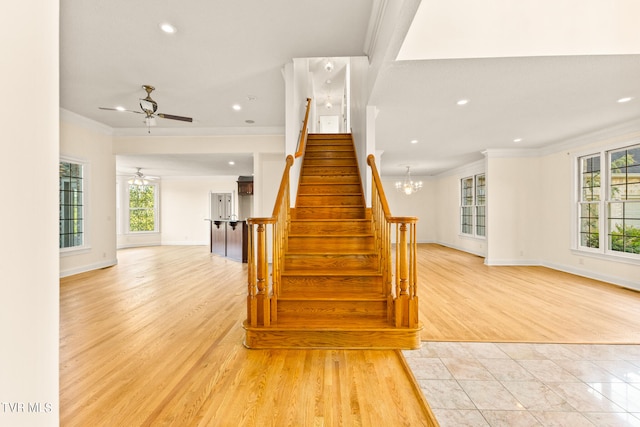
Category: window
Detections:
[
  {"x1": 129, "y1": 184, "x2": 157, "y2": 232},
  {"x1": 476, "y1": 174, "x2": 486, "y2": 237},
  {"x1": 60, "y1": 160, "x2": 84, "y2": 248},
  {"x1": 608, "y1": 145, "x2": 640, "y2": 254},
  {"x1": 577, "y1": 143, "x2": 640, "y2": 257},
  {"x1": 461, "y1": 177, "x2": 474, "y2": 235},
  {"x1": 460, "y1": 173, "x2": 486, "y2": 238},
  {"x1": 578, "y1": 155, "x2": 601, "y2": 249}
]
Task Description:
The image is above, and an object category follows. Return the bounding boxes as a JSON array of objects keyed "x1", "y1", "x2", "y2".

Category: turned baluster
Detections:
[{"x1": 255, "y1": 222, "x2": 270, "y2": 326}]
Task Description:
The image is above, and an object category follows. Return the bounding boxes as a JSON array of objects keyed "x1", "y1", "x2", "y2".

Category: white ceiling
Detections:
[{"x1": 60, "y1": 0, "x2": 640, "y2": 178}]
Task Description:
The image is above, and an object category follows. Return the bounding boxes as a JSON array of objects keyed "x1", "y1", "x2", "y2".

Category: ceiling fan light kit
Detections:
[
  {"x1": 99, "y1": 85, "x2": 193, "y2": 133},
  {"x1": 127, "y1": 168, "x2": 157, "y2": 186}
]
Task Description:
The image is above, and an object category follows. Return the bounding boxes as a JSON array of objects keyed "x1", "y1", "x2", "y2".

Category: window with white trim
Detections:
[
  {"x1": 577, "y1": 143, "x2": 640, "y2": 256},
  {"x1": 128, "y1": 183, "x2": 158, "y2": 232},
  {"x1": 460, "y1": 173, "x2": 486, "y2": 238},
  {"x1": 59, "y1": 160, "x2": 85, "y2": 249}
]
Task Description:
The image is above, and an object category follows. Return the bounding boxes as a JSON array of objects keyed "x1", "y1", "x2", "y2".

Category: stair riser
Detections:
[
  {"x1": 296, "y1": 195, "x2": 363, "y2": 206},
  {"x1": 300, "y1": 175, "x2": 361, "y2": 184},
  {"x1": 307, "y1": 136, "x2": 352, "y2": 142},
  {"x1": 280, "y1": 275, "x2": 383, "y2": 295},
  {"x1": 304, "y1": 151, "x2": 355, "y2": 159},
  {"x1": 289, "y1": 220, "x2": 371, "y2": 234},
  {"x1": 303, "y1": 158, "x2": 356, "y2": 167},
  {"x1": 287, "y1": 236, "x2": 374, "y2": 252},
  {"x1": 243, "y1": 326, "x2": 422, "y2": 349},
  {"x1": 302, "y1": 166, "x2": 358, "y2": 175},
  {"x1": 285, "y1": 254, "x2": 379, "y2": 271},
  {"x1": 277, "y1": 299, "x2": 386, "y2": 318},
  {"x1": 293, "y1": 207, "x2": 366, "y2": 219},
  {"x1": 304, "y1": 145, "x2": 357, "y2": 155},
  {"x1": 298, "y1": 185, "x2": 362, "y2": 196}
]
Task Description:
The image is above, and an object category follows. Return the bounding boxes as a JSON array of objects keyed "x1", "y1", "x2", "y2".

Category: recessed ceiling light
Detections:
[
  {"x1": 617, "y1": 97, "x2": 633, "y2": 103},
  {"x1": 228, "y1": 161, "x2": 235, "y2": 166},
  {"x1": 232, "y1": 104, "x2": 242, "y2": 111},
  {"x1": 115, "y1": 106, "x2": 125, "y2": 112},
  {"x1": 457, "y1": 99, "x2": 469, "y2": 106},
  {"x1": 513, "y1": 138, "x2": 523, "y2": 143},
  {"x1": 159, "y1": 23, "x2": 177, "y2": 34},
  {"x1": 410, "y1": 139, "x2": 418, "y2": 144}
]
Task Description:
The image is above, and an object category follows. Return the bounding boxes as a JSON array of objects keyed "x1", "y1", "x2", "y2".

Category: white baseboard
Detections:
[
  {"x1": 484, "y1": 258, "x2": 540, "y2": 266},
  {"x1": 60, "y1": 258, "x2": 117, "y2": 278},
  {"x1": 161, "y1": 241, "x2": 209, "y2": 246},
  {"x1": 433, "y1": 241, "x2": 638, "y2": 292},
  {"x1": 542, "y1": 261, "x2": 640, "y2": 292}
]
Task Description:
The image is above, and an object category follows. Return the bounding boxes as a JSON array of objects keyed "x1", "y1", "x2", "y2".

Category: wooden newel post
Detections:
[
  {"x1": 396, "y1": 222, "x2": 410, "y2": 327},
  {"x1": 255, "y1": 223, "x2": 270, "y2": 326},
  {"x1": 248, "y1": 223, "x2": 257, "y2": 327}
]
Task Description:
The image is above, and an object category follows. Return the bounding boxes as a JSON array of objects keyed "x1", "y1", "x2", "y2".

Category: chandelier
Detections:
[{"x1": 395, "y1": 166, "x2": 422, "y2": 195}]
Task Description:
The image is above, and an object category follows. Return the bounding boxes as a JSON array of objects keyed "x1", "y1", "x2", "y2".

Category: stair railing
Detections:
[
  {"x1": 367, "y1": 155, "x2": 419, "y2": 328},
  {"x1": 246, "y1": 155, "x2": 294, "y2": 327},
  {"x1": 247, "y1": 98, "x2": 312, "y2": 328},
  {"x1": 295, "y1": 98, "x2": 312, "y2": 158}
]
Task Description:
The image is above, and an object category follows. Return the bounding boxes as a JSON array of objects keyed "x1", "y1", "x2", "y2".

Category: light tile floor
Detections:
[{"x1": 403, "y1": 342, "x2": 640, "y2": 427}]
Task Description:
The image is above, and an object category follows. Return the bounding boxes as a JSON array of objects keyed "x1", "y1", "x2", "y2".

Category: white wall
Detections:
[
  {"x1": 0, "y1": 1, "x2": 59, "y2": 425},
  {"x1": 382, "y1": 177, "x2": 436, "y2": 243},
  {"x1": 433, "y1": 129, "x2": 640, "y2": 290},
  {"x1": 539, "y1": 132, "x2": 640, "y2": 290},
  {"x1": 255, "y1": 153, "x2": 287, "y2": 217},
  {"x1": 60, "y1": 114, "x2": 117, "y2": 276},
  {"x1": 486, "y1": 153, "x2": 541, "y2": 265},
  {"x1": 160, "y1": 177, "x2": 237, "y2": 246},
  {"x1": 433, "y1": 160, "x2": 488, "y2": 256}
]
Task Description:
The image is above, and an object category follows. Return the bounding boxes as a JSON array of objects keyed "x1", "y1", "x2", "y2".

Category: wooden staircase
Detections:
[{"x1": 243, "y1": 134, "x2": 421, "y2": 349}]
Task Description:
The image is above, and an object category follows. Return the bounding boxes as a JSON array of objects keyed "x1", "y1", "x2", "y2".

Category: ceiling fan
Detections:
[
  {"x1": 99, "y1": 85, "x2": 193, "y2": 132},
  {"x1": 127, "y1": 168, "x2": 158, "y2": 185}
]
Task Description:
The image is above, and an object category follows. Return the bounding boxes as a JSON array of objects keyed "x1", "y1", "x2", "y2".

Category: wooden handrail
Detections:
[
  {"x1": 295, "y1": 98, "x2": 312, "y2": 159},
  {"x1": 367, "y1": 154, "x2": 419, "y2": 328},
  {"x1": 272, "y1": 155, "x2": 294, "y2": 217},
  {"x1": 246, "y1": 155, "x2": 295, "y2": 327}
]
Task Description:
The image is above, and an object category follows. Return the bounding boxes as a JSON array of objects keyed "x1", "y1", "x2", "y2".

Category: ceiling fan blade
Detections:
[
  {"x1": 157, "y1": 113, "x2": 193, "y2": 122},
  {"x1": 99, "y1": 107, "x2": 144, "y2": 114}
]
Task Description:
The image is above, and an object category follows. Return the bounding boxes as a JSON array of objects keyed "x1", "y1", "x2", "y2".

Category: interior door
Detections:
[{"x1": 319, "y1": 115, "x2": 340, "y2": 133}]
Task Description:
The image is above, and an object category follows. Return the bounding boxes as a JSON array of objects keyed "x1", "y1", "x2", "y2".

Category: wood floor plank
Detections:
[
  {"x1": 60, "y1": 246, "x2": 434, "y2": 426},
  {"x1": 418, "y1": 244, "x2": 640, "y2": 343},
  {"x1": 60, "y1": 243, "x2": 640, "y2": 425}
]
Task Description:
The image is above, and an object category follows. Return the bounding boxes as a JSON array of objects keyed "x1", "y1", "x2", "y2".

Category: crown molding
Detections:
[
  {"x1": 435, "y1": 158, "x2": 485, "y2": 178},
  {"x1": 112, "y1": 125, "x2": 285, "y2": 137},
  {"x1": 483, "y1": 148, "x2": 540, "y2": 158},
  {"x1": 60, "y1": 108, "x2": 114, "y2": 135},
  {"x1": 363, "y1": 0, "x2": 387, "y2": 60},
  {"x1": 539, "y1": 117, "x2": 640, "y2": 157}
]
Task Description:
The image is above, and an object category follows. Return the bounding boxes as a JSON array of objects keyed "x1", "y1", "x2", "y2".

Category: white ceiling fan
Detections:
[{"x1": 127, "y1": 168, "x2": 158, "y2": 185}]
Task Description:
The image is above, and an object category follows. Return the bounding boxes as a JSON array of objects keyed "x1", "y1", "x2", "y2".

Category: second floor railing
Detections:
[{"x1": 367, "y1": 154, "x2": 419, "y2": 328}]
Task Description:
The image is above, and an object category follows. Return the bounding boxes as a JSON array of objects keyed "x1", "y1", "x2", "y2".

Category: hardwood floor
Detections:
[
  {"x1": 418, "y1": 244, "x2": 640, "y2": 343},
  {"x1": 60, "y1": 244, "x2": 640, "y2": 425},
  {"x1": 60, "y1": 246, "x2": 434, "y2": 426}
]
